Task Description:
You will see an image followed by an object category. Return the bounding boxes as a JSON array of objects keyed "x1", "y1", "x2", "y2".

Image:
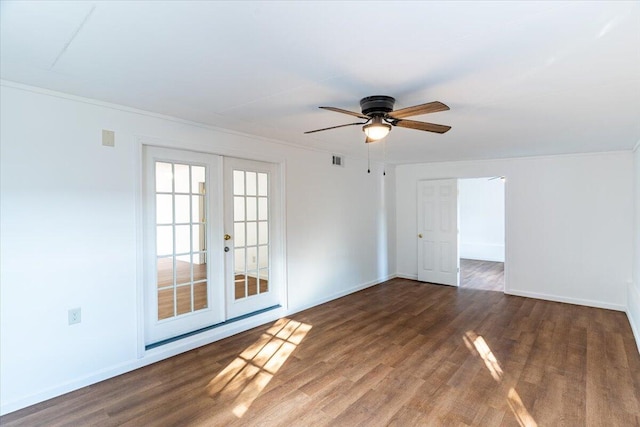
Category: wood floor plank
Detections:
[{"x1": 2, "y1": 278, "x2": 639, "y2": 426}]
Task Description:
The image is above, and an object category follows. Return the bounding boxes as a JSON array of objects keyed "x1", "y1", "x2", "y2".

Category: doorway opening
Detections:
[{"x1": 458, "y1": 177, "x2": 505, "y2": 292}]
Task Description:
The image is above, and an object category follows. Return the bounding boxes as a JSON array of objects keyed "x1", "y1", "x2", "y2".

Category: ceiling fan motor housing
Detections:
[{"x1": 360, "y1": 95, "x2": 395, "y2": 115}]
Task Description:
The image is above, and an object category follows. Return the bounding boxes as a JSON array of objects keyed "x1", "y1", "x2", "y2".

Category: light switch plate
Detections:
[{"x1": 102, "y1": 129, "x2": 115, "y2": 147}]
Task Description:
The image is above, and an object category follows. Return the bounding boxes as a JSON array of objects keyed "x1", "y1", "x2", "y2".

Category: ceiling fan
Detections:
[{"x1": 304, "y1": 95, "x2": 451, "y2": 142}]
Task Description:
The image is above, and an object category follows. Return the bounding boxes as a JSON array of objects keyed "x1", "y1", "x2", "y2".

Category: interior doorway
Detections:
[{"x1": 458, "y1": 177, "x2": 505, "y2": 292}]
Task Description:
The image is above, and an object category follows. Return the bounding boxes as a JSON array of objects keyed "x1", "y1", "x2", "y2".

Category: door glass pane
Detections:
[
  {"x1": 258, "y1": 197, "x2": 268, "y2": 220},
  {"x1": 258, "y1": 246, "x2": 268, "y2": 269},
  {"x1": 176, "y1": 254, "x2": 191, "y2": 284},
  {"x1": 175, "y1": 195, "x2": 190, "y2": 223},
  {"x1": 234, "y1": 248, "x2": 245, "y2": 272},
  {"x1": 192, "y1": 224, "x2": 205, "y2": 252},
  {"x1": 246, "y1": 172, "x2": 257, "y2": 196},
  {"x1": 259, "y1": 269, "x2": 269, "y2": 293},
  {"x1": 247, "y1": 246, "x2": 257, "y2": 270},
  {"x1": 176, "y1": 284, "x2": 192, "y2": 315},
  {"x1": 234, "y1": 222, "x2": 245, "y2": 247},
  {"x1": 233, "y1": 170, "x2": 245, "y2": 195},
  {"x1": 235, "y1": 275, "x2": 246, "y2": 299},
  {"x1": 158, "y1": 289, "x2": 174, "y2": 320},
  {"x1": 157, "y1": 226, "x2": 173, "y2": 256},
  {"x1": 174, "y1": 164, "x2": 190, "y2": 193},
  {"x1": 156, "y1": 162, "x2": 173, "y2": 192},
  {"x1": 192, "y1": 196, "x2": 205, "y2": 222},
  {"x1": 258, "y1": 222, "x2": 268, "y2": 244},
  {"x1": 247, "y1": 222, "x2": 257, "y2": 246},
  {"x1": 247, "y1": 271, "x2": 258, "y2": 296},
  {"x1": 192, "y1": 167, "x2": 205, "y2": 194},
  {"x1": 175, "y1": 225, "x2": 190, "y2": 254},
  {"x1": 157, "y1": 257, "x2": 173, "y2": 288},
  {"x1": 258, "y1": 173, "x2": 268, "y2": 196},
  {"x1": 193, "y1": 253, "x2": 207, "y2": 281},
  {"x1": 156, "y1": 195, "x2": 173, "y2": 224},
  {"x1": 246, "y1": 197, "x2": 257, "y2": 221},
  {"x1": 194, "y1": 281, "x2": 208, "y2": 310},
  {"x1": 154, "y1": 161, "x2": 209, "y2": 322},
  {"x1": 234, "y1": 197, "x2": 245, "y2": 221}
]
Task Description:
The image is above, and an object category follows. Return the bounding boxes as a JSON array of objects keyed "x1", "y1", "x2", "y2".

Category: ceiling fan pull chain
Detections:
[
  {"x1": 383, "y1": 139, "x2": 387, "y2": 176},
  {"x1": 367, "y1": 143, "x2": 371, "y2": 174}
]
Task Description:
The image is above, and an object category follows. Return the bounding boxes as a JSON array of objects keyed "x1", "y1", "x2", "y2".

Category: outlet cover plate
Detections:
[{"x1": 68, "y1": 308, "x2": 81, "y2": 325}]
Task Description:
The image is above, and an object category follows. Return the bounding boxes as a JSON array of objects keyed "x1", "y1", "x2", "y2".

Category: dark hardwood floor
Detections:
[
  {"x1": 460, "y1": 258, "x2": 505, "y2": 292},
  {"x1": 3, "y1": 278, "x2": 639, "y2": 426}
]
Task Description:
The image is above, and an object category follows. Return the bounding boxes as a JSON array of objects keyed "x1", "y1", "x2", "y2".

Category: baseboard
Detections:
[
  {"x1": 285, "y1": 274, "x2": 395, "y2": 315},
  {"x1": 0, "y1": 274, "x2": 394, "y2": 416},
  {"x1": 0, "y1": 307, "x2": 287, "y2": 416},
  {"x1": 627, "y1": 282, "x2": 640, "y2": 355},
  {"x1": 505, "y1": 289, "x2": 626, "y2": 312},
  {"x1": 396, "y1": 273, "x2": 418, "y2": 280}
]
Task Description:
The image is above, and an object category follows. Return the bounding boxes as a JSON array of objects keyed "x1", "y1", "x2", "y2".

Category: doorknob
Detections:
[
  {"x1": 418, "y1": 234, "x2": 423, "y2": 238},
  {"x1": 224, "y1": 234, "x2": 232, "y2": 241}
]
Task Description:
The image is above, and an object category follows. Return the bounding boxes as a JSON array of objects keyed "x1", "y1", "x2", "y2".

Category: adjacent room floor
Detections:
[
  {"x1": 2, "y1": 278, "x2": 639, "y2": 426},
  {"x1": 460, "y1": 258, "x2": 504, "y2": 292}
]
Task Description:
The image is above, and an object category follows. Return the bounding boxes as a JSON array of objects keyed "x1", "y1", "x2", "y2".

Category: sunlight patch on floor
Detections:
[
  {"x1": 464, "y1": 330, "x2": 538, "y2": 427},
  {"x1": 463, "y1": 331, "x2": 503, "y2": 382},
  {"x1": 206, "y1": 318, "x2": 311, "y2": 418}
]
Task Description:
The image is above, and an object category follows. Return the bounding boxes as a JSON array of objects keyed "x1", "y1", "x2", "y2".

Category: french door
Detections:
[
  {"x1": 143, "y1": 147, "x2": 282, "y2": 345},
  {"x1": 224, "y1": 158, "x2": 281, "y2": 318}
]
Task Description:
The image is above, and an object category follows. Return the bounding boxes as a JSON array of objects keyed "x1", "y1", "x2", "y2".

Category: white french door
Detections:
[
  {"x1": 143, "y1": 146, "x2": 224, "y2": 344},
  {"x1": 143, "y1": 147, "x2": 282, "y2": 345},
  {"x1": 417, "y1": 179, "x2": 459, "y2": 286},
  {"x1": 224, "y1": 158, "x2": 282, "y2": 319}
]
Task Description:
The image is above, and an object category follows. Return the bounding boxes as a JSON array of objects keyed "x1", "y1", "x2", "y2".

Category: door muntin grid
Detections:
[
  {"x1": 233, "y1": 169, "x2": 270, "y2": 300},
  {"x1": 155, "y1": 161, "x2": 209, "y2": 320}
]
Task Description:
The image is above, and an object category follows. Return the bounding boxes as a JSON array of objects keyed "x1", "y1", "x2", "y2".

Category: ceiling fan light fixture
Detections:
[{"x1": 363, "y1": 119, "x2": 391, "y2": 141}]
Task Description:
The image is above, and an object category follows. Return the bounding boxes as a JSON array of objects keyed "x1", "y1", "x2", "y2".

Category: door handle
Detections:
[
  {"x1": 418, "y1": 234, "x2": 423, "y2": 238},
  {"x1": 224, "y1": 234, "x2": 232, "y2": 241}
]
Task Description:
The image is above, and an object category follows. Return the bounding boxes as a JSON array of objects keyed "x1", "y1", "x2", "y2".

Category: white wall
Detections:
[
  {"x1": 629, "y1": 143, "x2": 640, "y2": 352},
  {"x1": 0, "y1": 83, "x2": 396, "y2": 414},
  {"x1": 396, "y1": 153, "x2": 634, "y2": 310},
  {"x1": 459, "y1": 178, "x2": 505, "y2": 262}
]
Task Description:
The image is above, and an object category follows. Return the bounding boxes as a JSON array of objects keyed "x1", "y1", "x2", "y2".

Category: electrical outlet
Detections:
[{"x1": 68, "y1": 308, "x2": 81, "y2": 325}]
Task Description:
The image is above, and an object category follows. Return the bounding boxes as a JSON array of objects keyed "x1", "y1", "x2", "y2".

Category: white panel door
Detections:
[
  {"x1": 417, "y1": 179, "x2": 459, "y2": 286},
  {"x1": 224, "y1": 157, "x2": 282, "y2": 319},
  {"x1": 143, "y1": 146, "x2": 225, "y2": 345}
]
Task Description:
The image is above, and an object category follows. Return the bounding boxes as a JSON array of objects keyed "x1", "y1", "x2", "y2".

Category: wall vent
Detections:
[{"x1": 332, "y1": 155, "x2": 344, "y2": 167}]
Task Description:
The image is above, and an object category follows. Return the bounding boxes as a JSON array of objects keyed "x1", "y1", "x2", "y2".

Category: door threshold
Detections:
[{"x1": 146, "y1": 305, "x2": 281, "y2": 350}]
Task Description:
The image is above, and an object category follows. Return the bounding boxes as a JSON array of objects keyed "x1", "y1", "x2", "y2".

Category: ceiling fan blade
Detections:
[
  {"x1": 393, "y1": 119, "x2": 451, "y2": 134},
  {"x1": 304, "y1": 122, "x2": 366, "y2": 134},
  {"x1": 320, "y1": 106, "x2": 370, "y2": 120},
  {"x1": 388, "y1": 101, "x2": 449, "y2": 119}
]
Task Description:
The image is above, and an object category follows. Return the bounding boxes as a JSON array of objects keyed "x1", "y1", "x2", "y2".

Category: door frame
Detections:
[
  {"x1": 413, "y1": 175, "x2": 508, "y2": 294},
  {"x1": 134, "y1": 136, "x2": 288, "y2": 357}
]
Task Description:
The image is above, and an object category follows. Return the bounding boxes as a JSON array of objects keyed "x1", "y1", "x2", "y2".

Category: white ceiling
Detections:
[{"x1": 2, "y1": 1, "x2": 639, "y2": 164}]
